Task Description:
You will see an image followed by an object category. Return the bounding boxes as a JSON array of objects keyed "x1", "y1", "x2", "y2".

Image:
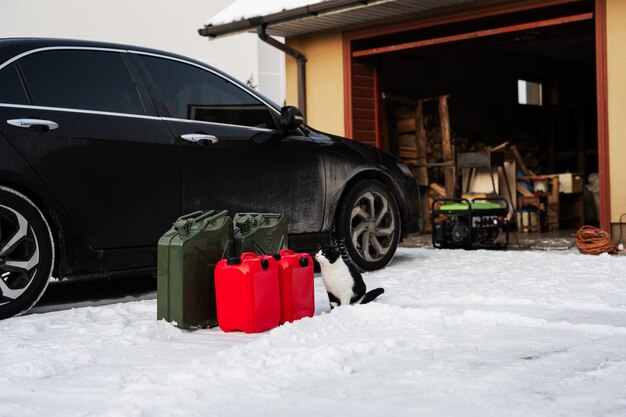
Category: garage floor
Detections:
[{"x1": 402, "y1": 228, "x2": 577, "y2": 251}]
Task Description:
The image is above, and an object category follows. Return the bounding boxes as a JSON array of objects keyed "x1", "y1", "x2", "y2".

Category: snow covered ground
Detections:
[{"x1": 2, "y1": 247, "x2": 626, "y2": 417}]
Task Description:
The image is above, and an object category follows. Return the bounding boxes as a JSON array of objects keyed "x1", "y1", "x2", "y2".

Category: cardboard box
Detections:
[{"x1": 557, "y1": 173, "x2": 583, "y2": 193}]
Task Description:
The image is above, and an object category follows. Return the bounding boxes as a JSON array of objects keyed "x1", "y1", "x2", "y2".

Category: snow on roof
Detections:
[
  {"x1": 201, "y1": 0, "x2": 477, "y2": 38},
  {"x1": 206, "y1": 0, "x2": 327, "y2": 26}
]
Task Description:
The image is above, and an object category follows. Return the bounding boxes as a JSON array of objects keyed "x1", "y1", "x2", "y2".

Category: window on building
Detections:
[{"x1": 517, "y1": 79, "x2": 543, "y2": 106}]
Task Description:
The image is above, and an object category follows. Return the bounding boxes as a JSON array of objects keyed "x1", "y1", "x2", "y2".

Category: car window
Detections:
[
  {"x1": 139, "y1": 55, "x2": 276, "y2": 129},
  {"x1": 18, "y1": 50, "x2": 146, "y2": 115},
  {"x1": 0, "y1": 64, "x2": 29, "y2": 105}
]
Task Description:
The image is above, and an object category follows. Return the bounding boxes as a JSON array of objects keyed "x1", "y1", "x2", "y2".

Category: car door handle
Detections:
[
  {"x1": 180, "y1": 133, "x2": 219, "y2": 145},
  {"x1": 7, "y1": 118, "x2": 59, "y2": 130}
]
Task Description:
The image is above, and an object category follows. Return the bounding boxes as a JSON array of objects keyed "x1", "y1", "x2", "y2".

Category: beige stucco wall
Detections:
[
  {"x1": 607, "y1": 0, "x2": 626, "y2": 223},
  {"x1": 285, "y1": 31, "x2": 345, "y2": 137}
]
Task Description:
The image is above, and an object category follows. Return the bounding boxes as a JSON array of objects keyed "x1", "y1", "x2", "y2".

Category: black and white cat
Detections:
[{"x1": 315, "y1": 246, "x2": 385, "y2": 309}]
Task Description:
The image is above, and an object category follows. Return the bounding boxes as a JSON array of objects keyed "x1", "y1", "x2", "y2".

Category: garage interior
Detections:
[{"x1": 348, "y1": 1, "x2": 598, "y2": 234}]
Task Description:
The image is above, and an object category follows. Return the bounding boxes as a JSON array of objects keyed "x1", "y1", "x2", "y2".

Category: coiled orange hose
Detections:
[{"x1": 575, "y1": 225, "x2": 617, "y2": 255}]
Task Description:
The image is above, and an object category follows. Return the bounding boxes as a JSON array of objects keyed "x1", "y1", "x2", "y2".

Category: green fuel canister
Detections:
[
  {"x1": 157, "y1": 210, "x2": 232, "y2": 329},
  {"x1": 233, "y1": 213, "x2": 288, "y2": 256}
]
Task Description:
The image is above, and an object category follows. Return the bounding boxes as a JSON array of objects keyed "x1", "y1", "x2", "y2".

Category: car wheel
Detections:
[
  {"x1": 335, "y1": 180, "x2": 400, "y2": 271},
  {"x1": 0, "y1": 186, "x2": 54, "y2": 319}
]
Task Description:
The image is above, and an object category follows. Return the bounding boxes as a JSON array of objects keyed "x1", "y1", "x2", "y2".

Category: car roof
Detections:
[
  {"x1": 0, "y1": 37, "x2": 195, "y2": 67},
  {"x1": 0, "y1": 37, "x2": 281, "y2": 111}
]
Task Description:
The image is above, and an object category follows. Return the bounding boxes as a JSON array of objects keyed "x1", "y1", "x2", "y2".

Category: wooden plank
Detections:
[
  {"x1": 352, "y1": 86, "x2": 375, "y2": 98},
  {"x1": 373, "y1": 65, "x2": 381, "y2": 149},
  {"x1": 383, "y1": 93, "x2": 419, "y2": 106},
  {"x1": 415, "y1": 101, "x2": 429, "y2": 186},
  {"x1": 352, "y1": 74, "x2": 376, "y2": 87},
  {"x1": 396, "y1": 118, "x2": 416, "y2": 133},
  {"x1": 350, "y1": 60, "x2": 377, "y2": 147},
  {"x1": 352, "y1": 61, "x2": 375, "y2": 76},
  {"x1": 405, "y1": 161, "x2": 455, "y2": 168},
  {"x1": 489, "y1": 141, "x2": 509, "y2": 152},
  {"x1": 430, "y1": 183, "x2": 446, "y2": 197},
  {"x1": 398, "y1": 134, "x2": 417, "y2": 148},
  {"x1": 426, "y1": 161, "x2": 455, "y2": 168},
  {"x1": 596, "y1": 0, "x2": 611, "y2": 232},
  {"x1": 352, "y1": 116, "x2": 376, "y2": 129},
  {"x1": 439, "y1": 95, "x2": 455, "y2": 197},
  {"x1": 352, "y1": 13, "x2": 594, "y2": 57},
  {"x1": 398, "y1": 146, "x2": 418, "y2": 159},
  {"x1": 380, "y1": 96, "x2": 390, "y2": 153},
  {"x1": 353, "y1": 97, "x2": 374, "y2": 108},
  {"x1": 510, "y1": 145, "x2": 532, "y2": 176},
  {"x1": 440, "y1": 95, "x2": 452, "y2": 161},
  {"x1": 353, "y1": 129, "x2": 376, "y2": 139},
  {"x1": 516, "y1": 182, "x2": 534, "y2": 197}
]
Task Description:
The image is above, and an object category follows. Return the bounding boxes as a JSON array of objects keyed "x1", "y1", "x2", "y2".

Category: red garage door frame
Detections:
[{"x1": 342, "y1": 0, "x2": 611, "y2": 231}]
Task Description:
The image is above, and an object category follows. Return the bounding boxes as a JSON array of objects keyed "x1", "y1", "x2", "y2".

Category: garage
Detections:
[
  {"x1": 343, "y1": 0, "x2": 601, "y2": 231},
  {"x1": 201, "y1": 0, "x2": 618, "y2": 237}
]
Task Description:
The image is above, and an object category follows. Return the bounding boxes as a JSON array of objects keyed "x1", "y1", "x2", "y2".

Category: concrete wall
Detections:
[
  {"x1": 258, "y1": 38, "x2": 287, "y2": 106},
  {"x1": 286, "y1": 31, "x2": 345, "y2": 136},
  {"x1": 606, "y1": 0, "x2": 626, "y2": 223},
  {"x1": 0, "y1": 0, "x2": 285, "y2": 104}
]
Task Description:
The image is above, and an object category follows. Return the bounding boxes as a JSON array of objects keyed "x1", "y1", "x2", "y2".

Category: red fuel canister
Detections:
[
  {"x1": 214, "y1": 252, "x2": 280, "y2": 333},
  {"x1": 276, "y1": 249, "x2": 315, "y2": 324}
]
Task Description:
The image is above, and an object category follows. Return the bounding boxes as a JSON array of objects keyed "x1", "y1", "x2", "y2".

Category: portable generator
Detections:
[{"x1": 432, "y1": 198, "x2": 509, "y2": 249}]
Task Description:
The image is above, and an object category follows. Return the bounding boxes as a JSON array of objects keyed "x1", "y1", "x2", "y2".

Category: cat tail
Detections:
[{"x1": 361, "y1": 288, "x2": 385, "y2": 304}]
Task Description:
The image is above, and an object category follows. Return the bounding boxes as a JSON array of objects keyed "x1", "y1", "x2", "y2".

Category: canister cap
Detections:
[
  {"x1": 260, "y1": 259, "x2": 269, "y2": 270},
  {"x1": 174, "y1": 219, "x2": 192, "y2": 237}
]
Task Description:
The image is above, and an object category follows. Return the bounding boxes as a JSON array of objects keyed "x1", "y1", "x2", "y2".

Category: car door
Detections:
[
  {"x1": 0, "y1": 48, "x2": 181, "y2": 249},
  {"x1": 133, "y1": 52, "x2": 325, "y2": 234}
]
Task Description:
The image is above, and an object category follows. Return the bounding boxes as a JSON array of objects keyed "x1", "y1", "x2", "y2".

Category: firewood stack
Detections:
[
  {"x1": 387, "y1": 94, "x2": 459, "y2": 231},
  {"x1": 395, "y1": 108, "x2": 448, "y2": 187}
]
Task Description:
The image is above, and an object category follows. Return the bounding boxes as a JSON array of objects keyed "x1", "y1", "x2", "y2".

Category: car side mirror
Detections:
[
  {"x1": 251, "y1": 106, "x2": 304, "y2": 145},
  {"x1": 280, "y1": 106, "x2": 304, "y2": 133}
]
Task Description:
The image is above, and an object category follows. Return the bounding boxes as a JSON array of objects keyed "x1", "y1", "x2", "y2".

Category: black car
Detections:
[{"x1": 0, "y1": 38, "x2": 421, "y2": 318}]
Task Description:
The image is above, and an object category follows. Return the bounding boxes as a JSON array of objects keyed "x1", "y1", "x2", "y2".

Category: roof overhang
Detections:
[{"x1": 199, "y1": 0, "x2": 477, "y2": 38}]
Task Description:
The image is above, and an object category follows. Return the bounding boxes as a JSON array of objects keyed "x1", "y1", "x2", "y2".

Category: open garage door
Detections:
[{"x1": 344, "y1": 0, "x2": 608, "y2": 233}]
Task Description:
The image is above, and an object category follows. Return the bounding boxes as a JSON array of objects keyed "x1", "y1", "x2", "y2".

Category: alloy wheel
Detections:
[
  {"x1": 349, "y1": 190, "x2": 396, "y2": 263},
  {"x1": 0, "y1": 204, "x2": 40, "y2": 306}
]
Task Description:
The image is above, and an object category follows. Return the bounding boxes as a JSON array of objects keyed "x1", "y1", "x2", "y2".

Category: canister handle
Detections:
[
  {"x1": 178, "y1": 211, "x2": 204, "y2": 221},
  {"x1": 278, "y1": 249, "x2": 294, "y2": 256},
  {"x1": 193, "y1": 209, "x2": 227, "y2": 230},
  {"x1": 239, "y1": 252, "x2": 270, "y2": 270}
]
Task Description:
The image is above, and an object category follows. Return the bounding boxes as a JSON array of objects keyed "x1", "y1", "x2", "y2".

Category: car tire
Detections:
[
  {"x1": 335, "y1": 180, "x2": 400, "y2": 271},
  {"x1": 0, "y1": 186, "x2": 54, "y2": 319}
]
